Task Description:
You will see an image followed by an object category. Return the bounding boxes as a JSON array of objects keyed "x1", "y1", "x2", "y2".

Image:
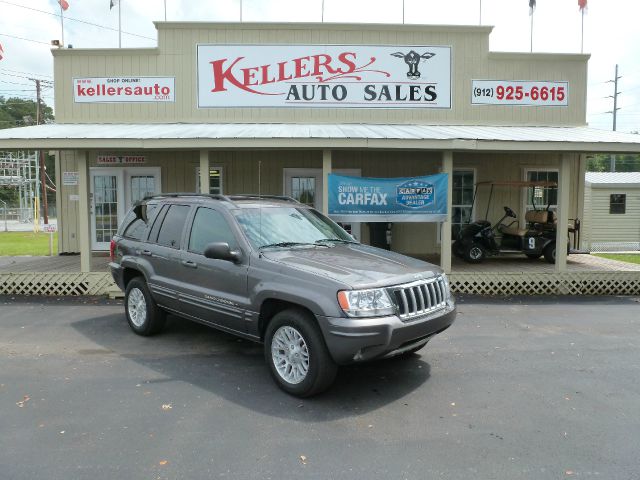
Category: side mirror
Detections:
[{"x1": 203, "y1": 242, "x2": 242, "y2": 263}]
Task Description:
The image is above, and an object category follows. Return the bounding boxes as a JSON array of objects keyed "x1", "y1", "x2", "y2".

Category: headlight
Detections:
[{"x1": 337, "y1": 288, "x2": 395, "y2": 318}]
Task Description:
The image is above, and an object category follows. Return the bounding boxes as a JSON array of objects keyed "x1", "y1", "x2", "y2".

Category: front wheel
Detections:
[
  {"x1": 264, "y1": 309, "x2": 337, "y2": 397},
  {"x1": 463, "y1": 243, "x2": 486, "y2": 263},
  {"x1": 124, "y1": 277, "x2": 166, "y2": 336}
]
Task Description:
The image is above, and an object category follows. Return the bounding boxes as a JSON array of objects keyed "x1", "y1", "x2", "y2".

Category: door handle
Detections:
[
  {"x1": 181, "y1": 260, "x2": 197, "y2": 269},
  {"x1": 140, "y1": 250, "x2": 152, "y2": 256}
]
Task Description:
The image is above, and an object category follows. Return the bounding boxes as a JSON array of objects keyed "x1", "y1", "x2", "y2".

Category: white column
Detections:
[
  {"x1": 555, "y1": 154, "x2": 571, "y2": 272},
  {"x1": 441, "y1": 151, "x2": 453, "y2": 274},
  {"x1": 199, "y1": 150, "x2": 209, "y2": 194},
  {"x1": 77, "y1": 151, "x2": 91, "y2": 273},
  {"x1": 322, "y1": 149, "x2": 332, "y2": 215}
]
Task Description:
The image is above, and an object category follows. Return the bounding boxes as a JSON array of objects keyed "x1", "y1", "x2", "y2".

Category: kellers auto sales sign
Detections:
[{"x1": 196, "y1": 45, "x2": 451, "y2": 108}]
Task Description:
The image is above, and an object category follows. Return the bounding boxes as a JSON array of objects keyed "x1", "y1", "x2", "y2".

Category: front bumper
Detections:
[{"x1": 316, "y1": 299, "x2": 456, "y2": 365}]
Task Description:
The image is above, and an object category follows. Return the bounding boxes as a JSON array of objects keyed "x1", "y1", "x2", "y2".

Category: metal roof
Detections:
[
  {"x1": 585, "y1": 172, "x2": 640, "y2": 186},
  {"x1": 1, "y1": 123, "x2": 639, "y2": 152}
]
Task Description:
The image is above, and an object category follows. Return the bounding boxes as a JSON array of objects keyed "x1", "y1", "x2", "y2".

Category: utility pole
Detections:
[
  {"x1": 33, "y1": 79, "x2": 49, "y2": 224},
  {"x1": 607, "y1": 64, "x2": 622, "y2": 171}
]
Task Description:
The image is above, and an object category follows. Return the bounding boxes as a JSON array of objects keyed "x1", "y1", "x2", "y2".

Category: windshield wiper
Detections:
[
  {"x1": 314, "y1": 238, "x2": 358, "y2": 245},
  {"x1": 259, "y1": 241, "x2": 320, "y2": 249}
]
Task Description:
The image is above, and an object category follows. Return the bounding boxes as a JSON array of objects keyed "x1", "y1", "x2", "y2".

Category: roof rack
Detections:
[
  {"x1": 227, "y1": 194, "x2": 300, "y2": 203},
  {"x1": 141, "y1": 193, "x2": 231, "y2": 202}
]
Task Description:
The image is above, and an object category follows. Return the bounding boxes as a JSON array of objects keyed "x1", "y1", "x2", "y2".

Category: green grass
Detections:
[
  {"x1": 0, "y1": 231, "x2": 59, "y2": 256},
  {"x1": 593, "y1": 253, "x2": 640, "y2": 265}
]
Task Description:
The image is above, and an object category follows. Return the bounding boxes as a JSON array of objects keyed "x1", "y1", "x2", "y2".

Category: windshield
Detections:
[{"x1": 233, "y1": 207, "x2": 355, "y2": 249}]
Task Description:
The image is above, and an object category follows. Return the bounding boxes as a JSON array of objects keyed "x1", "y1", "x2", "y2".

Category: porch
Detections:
[{"x1": 1, "y1": 253, "x2": 639, "y2": 297}]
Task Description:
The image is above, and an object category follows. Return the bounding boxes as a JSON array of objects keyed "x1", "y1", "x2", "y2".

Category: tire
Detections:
[
  {"x1": 543, "y1": 243, "x2": 556, "y2": 264},
  {"x1": 264, "y1": 308, "x2": 337, "y2": 397},
  {"x1": 124, "y1": 277, "x2": 166, "y2": 336},
  {"x1": 463, "y1": 243, "x2": 486, "y2": 263},
  {"x1": 526, "y1": 253, "x2": 542, "y2": 260}
]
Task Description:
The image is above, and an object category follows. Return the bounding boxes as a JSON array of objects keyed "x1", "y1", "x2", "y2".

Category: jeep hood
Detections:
[{"x1": 261, "y1": 243, "x2": 442, "y2": 289}]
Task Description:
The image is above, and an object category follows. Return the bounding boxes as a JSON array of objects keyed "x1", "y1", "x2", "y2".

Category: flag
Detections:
[
  {"x1": 110, "y1": 0, "x2": 119, "y2": 9},
  {"x1": 578, "y1": 0, "x2": 587, "y2": 11},
  {"x1": 0, "y1": 43, "x2": 4, "y2": 61},
  {"x1": 529, "y1": 0, "x2": 536, "y2": 15},
  {"x1": 58, "y1": 0, "x2": 69, "y2": 10}
]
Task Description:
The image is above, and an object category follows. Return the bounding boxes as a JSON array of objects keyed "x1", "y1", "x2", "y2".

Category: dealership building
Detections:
[{"x1": 1, "y1": 21, "x2": 640, "y2": 295}]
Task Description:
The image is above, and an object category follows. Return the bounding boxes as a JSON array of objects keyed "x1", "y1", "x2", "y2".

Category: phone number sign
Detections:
[{"x1": 471, "y1": 80, "x2": 568, "y2": 106}]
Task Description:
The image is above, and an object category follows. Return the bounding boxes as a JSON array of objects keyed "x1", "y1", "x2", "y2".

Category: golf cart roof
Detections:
[{"x1": 475, "y1": 180, "x2": 558, "y2": 188}]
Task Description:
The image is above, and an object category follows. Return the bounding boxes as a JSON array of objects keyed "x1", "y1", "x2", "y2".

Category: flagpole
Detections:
[
  {"x1": 479, "y1": 0, "x2": 482, "y2": 25},
  {"x1": 402, "y1": 0, "x2": 405, "y2": 24},
  {"x1": 530, "y1": 10, "x2": 533, "y2": 52},
  {"x1": 60, "y1": 4, "x2": 65, "y2": 47},
  {"x1": 581, "y1": 9, "x2": 584, "y2": 53},
  {"x1": 321, "y1": 0, "x2": 324, "y2": 22},
  {"x1": 164, "y1": 0, "x2": 167, "y2": 21},
  {"x1": 118, "y1": 0, "x2": 122, "y2": 48}
]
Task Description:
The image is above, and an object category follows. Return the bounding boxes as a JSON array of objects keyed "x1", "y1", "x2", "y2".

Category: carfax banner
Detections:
[
  {"x1": 197, "y1": 44, "x2": 451, "y2": 108},
  {"x1": 328, "y1": 174, "x2": 448, "y2": 222}
]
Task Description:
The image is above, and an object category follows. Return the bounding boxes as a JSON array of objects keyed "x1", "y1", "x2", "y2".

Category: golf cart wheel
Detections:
[
  {"x1": 543, "y1": 243, "x2": 556, "y2": 264},
  {"x1": 526, "y1": 253, "x2": 543, "y2": 260},
  {"x1": 264, "y1": 309, "x2": 337, "y2": 398},
  {"x1": 124, "y1": 277, "x2": 166, "y2": 336},
  {"x1": 463, "y1": 243, "x2": 486, "y2": 263}
]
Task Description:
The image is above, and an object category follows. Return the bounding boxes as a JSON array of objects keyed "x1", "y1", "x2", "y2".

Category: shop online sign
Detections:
[
  {"x1": 328, "y1": 174, "x2": 448, "y2": 222},
  {"x1": 197, "y1": 44, "x2": 451, "y2": 108},
  {"x1": 73, "y1": 77, "x2": 175, "y2": 103}
]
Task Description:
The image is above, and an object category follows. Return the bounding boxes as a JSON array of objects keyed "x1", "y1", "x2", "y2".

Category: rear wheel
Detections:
[
  {"x1": 124, "y1": 277, "x2": 166, "y2": 336},
  {"x1": 463, "y1": 243, "x2": 486, "y2": 263},
  {"x1": 264, "y1": 309, "x2": 337, "y2": 397},
  {"x1": 543, "y1": 243, "x2": 556, "y2": 264}
]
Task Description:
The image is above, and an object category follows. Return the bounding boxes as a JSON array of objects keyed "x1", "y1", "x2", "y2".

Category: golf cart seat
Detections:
[{"x1": 500, "y1": 210, "x2": 554, "y2": 237}]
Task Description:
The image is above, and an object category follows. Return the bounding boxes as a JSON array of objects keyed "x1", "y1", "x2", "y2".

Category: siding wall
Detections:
[
  {"x1": 584, "y1": 186, "x2": 640, "y2": 246},
  {"x1": 53, "y1": 23, "x2": 588, "y2": 126}
]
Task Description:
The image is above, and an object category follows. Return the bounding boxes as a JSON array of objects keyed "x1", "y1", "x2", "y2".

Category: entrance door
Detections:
[
  {"x1": 90, "y1": 167, "x2": 161, "y2": 250},
  {"x1": 283, "y1": 168, "x2": 361, "y2": 240},
  {"x1": 90, "y1": 169, "x2": 124, "y2": 250}
]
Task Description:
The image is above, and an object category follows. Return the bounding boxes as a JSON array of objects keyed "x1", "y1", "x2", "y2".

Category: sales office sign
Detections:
[
  {"x1": 196, "y1": 45, "x2": 451, "y2": 108},
  {"x1": 73, "y1": 77, "x2": 175, "y2": 103}
]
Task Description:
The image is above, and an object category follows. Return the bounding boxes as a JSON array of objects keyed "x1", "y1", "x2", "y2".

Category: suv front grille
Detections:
[{"x1": 390, "y1": 276, "x2": 448, "y2": 320}]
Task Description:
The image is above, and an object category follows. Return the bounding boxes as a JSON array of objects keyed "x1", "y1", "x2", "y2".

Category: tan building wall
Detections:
[{"x1": 52, "y1": 23, "x2": 588, "y2": 126}]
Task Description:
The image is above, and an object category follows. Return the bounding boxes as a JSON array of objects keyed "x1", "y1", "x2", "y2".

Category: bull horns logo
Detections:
[{"x1": 391, "y1": 50, "x2": 436, "y2": 80}]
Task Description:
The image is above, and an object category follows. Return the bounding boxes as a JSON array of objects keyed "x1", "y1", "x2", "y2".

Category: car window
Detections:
[
  {"x1": 148, "y1": 205, "x2": 168, "y2": 243},
  {"x1": 188, "y1": 207, "x2": 237, "y2": 254},
  {"x1": 122, "y1": 204, "x2": 158, "y2": 241},
  {"x1": 155, "y1": 204, "x2": 190, "y2": 249}
]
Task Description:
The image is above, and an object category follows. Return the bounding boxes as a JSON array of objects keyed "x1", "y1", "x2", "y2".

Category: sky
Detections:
[{"x1": 0, "y1": 0, "x2": 639, "y2": 133}]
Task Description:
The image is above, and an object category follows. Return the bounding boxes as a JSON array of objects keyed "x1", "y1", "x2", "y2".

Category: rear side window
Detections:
[
  {"x1": 188, "y1": 207, "x2": 237, "y2": 254},
  {"x1": 121, "y1": 204, "x2": 158, "y2": 240},
  {"x1": 155, "y1": 204, "x2": 190, "y2": 249}
]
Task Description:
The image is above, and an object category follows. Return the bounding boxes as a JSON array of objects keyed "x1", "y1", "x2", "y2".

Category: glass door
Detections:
[{"x1": 90, "y1": 169, "x2": 124, "y2": 250}]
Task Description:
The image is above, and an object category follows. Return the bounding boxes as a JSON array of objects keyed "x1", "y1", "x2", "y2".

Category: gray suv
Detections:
[{"x1": 110, "y1": 194, "x2": 456, "y2": 397}]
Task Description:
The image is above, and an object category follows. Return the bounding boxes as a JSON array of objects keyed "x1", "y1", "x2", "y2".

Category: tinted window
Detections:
[
  {"x1": 188, "y1": 208, "x2": 237, "y2": 254},
  {"x1": 148, "y1": 205, "x2": 168, "y2": 243},
  {"x1": 122, "y1": 204, "x2": 158, "y2": 240},
  {"x1": 156, "y1": 204, "x2": 190, "y2": 249},
  {"x1": 610, "y1": 194, "x2": 626, "y2": 214}
]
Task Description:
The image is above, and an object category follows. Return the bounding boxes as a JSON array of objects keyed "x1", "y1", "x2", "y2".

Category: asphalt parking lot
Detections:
[{"x1": 1, "y1": 295, "x2": 639, "y2": 480}]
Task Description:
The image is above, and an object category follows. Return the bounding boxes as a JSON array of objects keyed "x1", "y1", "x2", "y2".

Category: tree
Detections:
[
  {"x1": 587, "y1": 153, "x2": 640, "y2": 172},
  {"x1": 0, "y1": 97, "x2": 56, "y2": 209}
]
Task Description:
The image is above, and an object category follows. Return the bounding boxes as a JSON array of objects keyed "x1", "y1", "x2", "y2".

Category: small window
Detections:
[
  {"x1": 188, "y1": 208, "x2": 237, "y2": 254},
  {"x1": 156, "y1": 204, "x2": 190, "y2": 248},
  {"x1": 610, "y1": 194, "x2": 626, "y2": 214},
  {"x1": 526, "y1": 170, "x2": 558, "y2": 210},
  {"x1": 452, "y1": 170, "x2": 475, "y2": 238},
  {"x1": 121, "y1": 204, "x2": 158, "y2": 241}
]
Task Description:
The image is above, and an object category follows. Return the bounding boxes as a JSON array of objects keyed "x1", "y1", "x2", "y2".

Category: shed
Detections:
[{"x1": 583, "y1": 172, "x2": 640, "y2": 252}]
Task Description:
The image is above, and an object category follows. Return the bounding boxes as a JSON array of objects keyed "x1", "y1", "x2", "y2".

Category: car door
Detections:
[
  {"x1": 179, "y1": 206, "x2": 250, "y2": 333},
  {"x1": 144, "y1": 203, "x2": 191, "y2": 311}
]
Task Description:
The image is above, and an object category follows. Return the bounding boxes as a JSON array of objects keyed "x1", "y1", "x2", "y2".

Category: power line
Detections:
[
  {"x1": 0, "y1": 68, "x2": 53, "y2": 79},
  {"x1": 0, "y1": 1, "x2": 156, "y2": 42},
  {"x1": 0, "y1": 32, "x2": 50, "y2": 46}
]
